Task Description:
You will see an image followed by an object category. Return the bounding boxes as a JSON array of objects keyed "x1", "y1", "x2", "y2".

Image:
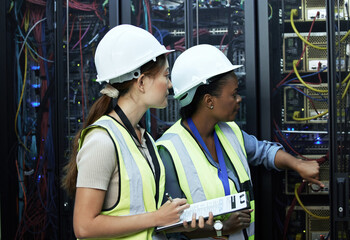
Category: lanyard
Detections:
[
  {"x1": 187, "y1": 118, "x2": 230, "y2": 196},
  {"x1": 114, "y1": 104, "x2": 140, "y2": 143}
]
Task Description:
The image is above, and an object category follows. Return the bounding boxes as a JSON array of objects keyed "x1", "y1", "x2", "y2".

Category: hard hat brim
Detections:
[
  {"x1": 96, "y1": 49, "x2": 174, "y2": 84},
  {"x1": 173, "y1": 64, "x2": 243, "y2": 100}
]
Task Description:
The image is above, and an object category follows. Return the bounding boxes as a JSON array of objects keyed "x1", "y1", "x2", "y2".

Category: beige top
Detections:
[{"x1": 76, "y1": 124, "x2": 154, "y2": 210}]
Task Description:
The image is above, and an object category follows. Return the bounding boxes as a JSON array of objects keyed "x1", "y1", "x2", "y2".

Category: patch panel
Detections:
[{"x1": 286, "y1": 206, "x2": 330, "y2": 240}]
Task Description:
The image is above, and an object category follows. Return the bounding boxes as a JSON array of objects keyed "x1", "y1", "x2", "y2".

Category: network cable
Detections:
[{"x1": 290, "y1": 9, "x2": 350, "y2": 50}]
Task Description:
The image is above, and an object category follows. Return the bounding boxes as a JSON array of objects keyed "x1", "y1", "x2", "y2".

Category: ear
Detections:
[
  {"x1": 203, "y1": 93, "x2": 214, "y2": 109},
  {"x1": 136, "y1": 74, "x2": 146, "y2": 93}
]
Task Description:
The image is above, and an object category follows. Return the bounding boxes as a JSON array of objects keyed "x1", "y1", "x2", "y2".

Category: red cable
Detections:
[
  {"x1": 93, "y1": 0, "x2": 103, "y2": 22},
  {"x1": 275, "y1": 11, "x2": 320, "y2": 90},
  {"x1": 317, "y1": 61, "x2": 323, "y2": 84},
  {"x1": 137, "y1": 1, "x2": 143, "y2": 26},
  {"x1": 293, "y1": 86, "x2": 320, "y2": 115},
  {"x1": 26, "y1": 0, "x2": 46, "y2": 6},
  {"x1": 273, "y1": 120, "x2": 324, "y2": 161},
  {"x1": 169, "y1": 29, "x2": 210, "y2": 51},
  {"x1": 273, "y1": 121, "x2": 329, "y2": 165},
  {"x1": 283, "y1": 182, "x2": 305, "y2": 240},
  {"x1": 21, "y1": 9, "x2": 28, "y2": 29},
  {"x1": 220, "y1": 32, "x2": 228, "y2": 52},
  {"x1": 69, "y1": 16, "x2": 76, "y2": 43}
]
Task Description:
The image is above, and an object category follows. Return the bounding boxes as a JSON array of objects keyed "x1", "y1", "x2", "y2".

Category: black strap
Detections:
[
  {"x1": 242, "y1": 181, "x2": 253, "y2": 240},
  {"x1": 114, "y1": 104, "x2": 140, "y2": 143},
  {"x1": 114, "y1": 104, "x2": 161, "y2": 204},
  {"x1": 243, "y1": 229, "x2": 249, "y2": 240},
  {"x1": 242, "y1": 180, "x2": 254, "y2": 201},
  {"x1": 144, "y1": 133, "x2": 161, "y2": 204}
]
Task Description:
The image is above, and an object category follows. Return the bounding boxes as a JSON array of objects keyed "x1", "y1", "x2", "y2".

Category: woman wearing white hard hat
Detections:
[
  {"x1": 156, "y1": 44, "x2": 324, "y2": 240},
  {"x1": 62, "y1": 25, "x2": 210, "y2": 240}
]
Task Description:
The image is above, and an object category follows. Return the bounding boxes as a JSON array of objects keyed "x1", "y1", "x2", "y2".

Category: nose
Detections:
[{"x1": 168, "y1": 79, "x2": 173, "y2": 89}]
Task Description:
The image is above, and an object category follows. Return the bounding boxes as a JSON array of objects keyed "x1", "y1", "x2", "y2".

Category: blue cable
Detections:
[
  {"x1": 284, "y1": 84, "x2": 328, "y2": 102},
  {"x1": 152, "y1": 24, "x2": 164, "y2": 44},
  {"x1": 151, "y1": 18, "x2": 167, "y2": 22},
  {"x1": 143, "y1": 0, "x2": 148, "y2": 31},
  {"x1": 280, "y1": 66, "x2": 328, "y2": 87},
  {"x1": 139, "y1": 23, "x2": 169, "y2": 44}
]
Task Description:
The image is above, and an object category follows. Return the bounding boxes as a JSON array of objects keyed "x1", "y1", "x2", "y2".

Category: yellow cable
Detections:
[
  {"x1": 291, "y1": 9, "x2": 326, "y2": 50},
  {"x1": 288, "y1": 9, "x2": 350, "y2": 120},
  {"x1": 294, "y1": 183, "x2": 330, "y2": 220},
  {"x1": 290, "y1": 9, "x2": 350, "y2": 50},
  {"x1": 15, "y1": 46, "x2": 30, "y2": 152},
  {"x1": 293, "y1": 60, "x2": 328, "y2": 93},
  {"x1": 296, "y1": 233, "x2": 303, "y2": 240},
  {"x1": 24, "y1": 10, "x2": 29, "y2": 32},
  {"x1": 340, "y1": 29, "x2": 350, "y2": 42},
  {"x1": 291, "y1": 60, "x2": 350, "y2": 120},
  {"x1": 28, "y1": 46, "x2": 38, "y2": 62},
  {"x1": 293, "y1": 60, "x2": 350, "y2": 93},
  {"x1": 341, "y1": 71, "x2": 350, "y2": 85},
  {"x1": 293, "y1": 110, "x2": 329, "y2": 121},
  {"x1": 7, "y1": 1, "x2": 14, "y2": 13},
  {"x1": 23, "y1": 10, "x2": 39, "y2": 62},
  {"x1": 341, "y1": 73, "x2": 350, "y2": 99}
]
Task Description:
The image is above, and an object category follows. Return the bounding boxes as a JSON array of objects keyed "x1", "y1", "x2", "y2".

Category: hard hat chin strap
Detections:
[{"x1": 109, "y1": 68, "x2": 141, "y2": 84}]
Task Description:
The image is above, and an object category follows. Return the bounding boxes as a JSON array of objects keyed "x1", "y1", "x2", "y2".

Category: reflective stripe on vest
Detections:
[
  {"x1": 157, "y1": 130, "x2": 229, "y2": 204},
  {"x1": 79, "y1": 116, "x2": 165, "y2": 240},
  {"x1": 216, "y1": 122, "x2": 251, "y2": 181},
  {"x1": 156, "y1": 120, "x2": 254, "y2": 240}
]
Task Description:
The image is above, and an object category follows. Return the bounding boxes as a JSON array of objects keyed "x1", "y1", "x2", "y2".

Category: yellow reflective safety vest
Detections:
[
  {"x1": 78, "y1": 115, "x2": 166, "y2": 240},
  {"x1": 157, "y1": 120, "x2": 255, "y2": 240}
]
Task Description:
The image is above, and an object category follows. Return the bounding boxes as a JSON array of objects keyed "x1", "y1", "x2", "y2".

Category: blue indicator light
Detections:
[
  {"x1": 31, "y1": 66, "x2": 40, "y2": 70},
  {"x1": 31, "y1": 102, "x2": 40, "y2": 107},
  {"x1": 31, "y1": 83, "x2": 41, "y2": 88}
]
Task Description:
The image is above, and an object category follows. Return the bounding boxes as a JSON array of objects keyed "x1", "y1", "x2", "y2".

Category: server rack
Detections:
[
  {"x1": 1, "y1": 0, "x2": 18, "y2": 239},
  {"x1": 261, "y1": 0, "x2": 350, "y2": 239},
  {"x1": 1, "y1": 0, "x2": 258, "y2": 239},
  {"x1": 9, "y1": 0, "x2": 343, "y2": 239}
]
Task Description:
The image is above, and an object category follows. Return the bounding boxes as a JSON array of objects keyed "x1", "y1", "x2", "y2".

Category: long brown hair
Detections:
[{"x1": 61, "y1": 54, "x2": 167, "y2": 197}]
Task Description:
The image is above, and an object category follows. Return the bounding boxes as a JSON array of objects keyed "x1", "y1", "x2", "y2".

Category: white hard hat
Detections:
[
  {"x1": 171, "y1": 44, "x2": 242, "y2": 107},
  {"x1": 95, "y1": 24, "x2": 173, "y2": 84}
]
